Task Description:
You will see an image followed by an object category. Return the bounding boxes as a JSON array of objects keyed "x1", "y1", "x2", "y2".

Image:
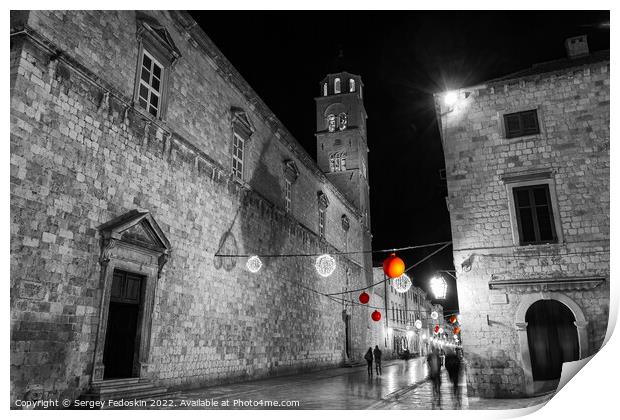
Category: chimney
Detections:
[{"x1": 565, "y1": 35, "x2": 589, "y2": 59}]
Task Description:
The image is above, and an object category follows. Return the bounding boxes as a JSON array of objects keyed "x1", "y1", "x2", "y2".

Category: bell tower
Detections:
[{"x1": 315, "y1": 71, "x2": 371, "y2": 230}]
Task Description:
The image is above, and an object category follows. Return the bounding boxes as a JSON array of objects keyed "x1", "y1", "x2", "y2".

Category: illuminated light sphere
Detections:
[
  {"x1": 434, "y1": 325, "x2": 440, "y2": 334},
  {"x1": 414, "y1": 319, "x2": 422, "y2": 330},
  {"x1": 444, "y1": 91, "x2": 458, "y2": 106},
  {"x1": 439, "y1": 328, "x2": 444, "y2": 334},
  {"x1": 453, "y1": 334, "x2": 459, "y2": 341},
  {"x1": 359, "y1": 291, "x2": 370, "y2": 304},
  {"x1": 431, "y1": 311, "x2": 438, "y2": 320},
  {"x1": 315, "y1": 254, "x2": 336, "y2": 277},
  {"x1": 392, "y1": 273, "x2": 412, "y2": 293},
  {"x1": 453, "y1": 326, "x2": 461, "y2": 335},
  {"x1": 450, "y1": 315, "x2": 457, "y2": 324},
  {"x1": 422, "y1": 334, "x2": 427, "y2": 340},
  {"x1": 371, "y1": 310, "x2": 382, "y2": 322},
  {"x1": 383, "y1": 253, "x2": 405, "y2": 279},
  {"x1": 430, "y1": 275, "x2": 448, "y2": 300},
  {"x1": 246, "y1": 255, "x2": 263, "y2": 273}
]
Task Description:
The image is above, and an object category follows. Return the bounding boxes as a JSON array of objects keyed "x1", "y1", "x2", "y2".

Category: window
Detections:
[
  {"x1": 338, "y1": 113, "x2": 347, "y2": 130},
  {"x1": 231, "y1": 133, "x2": 245, "y2": 180},
  {"x1": 323, "y1": 82, "x2": 328, "y2": 96},
  {"x1": 349, "y1": 78, "x2": 355, "y2": 92},
  {"x1": 329, "y1": 151, "x2": 346, "y2": 172},
  {"x1": 504, "y1": 110, "x2": 540, "y2": 138},
  {"x1": 284, "y1": 179, "x2": 292, "y2": 213},
  {"x1": 392, "y1": 304, "x2": 395, "y2": 321},
  {"x1": 513, "y1": 185, "x2": 557, "y2": 244},
  {"x1": 327, "y1": 114, "x2": 336, "y2": 132},
  {"x1": 134, "y1": 15, "x2": 180, "y2": 120},
  {"x1": 137, "y1": 50, "x2": 164, "y2": 117},
  {"x1": 334, "y1": 78, "x2": 341, "y2": 94}
]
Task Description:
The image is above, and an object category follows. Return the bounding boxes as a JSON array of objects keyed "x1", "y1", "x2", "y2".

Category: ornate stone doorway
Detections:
[{"x1": 91, "y1": 210, "x2": 170, "y2": 383}]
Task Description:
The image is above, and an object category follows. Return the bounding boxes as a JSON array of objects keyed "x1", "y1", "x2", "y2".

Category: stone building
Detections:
[
  {"x1": 434, "y1": 36, "x2": 609, "y2": 398},
  {"x1": 371, "y1": 267, "x2": 444, "y2": 358},
  {"x1": 9, "y1": 11, "x2": 373, "y2": 403}
]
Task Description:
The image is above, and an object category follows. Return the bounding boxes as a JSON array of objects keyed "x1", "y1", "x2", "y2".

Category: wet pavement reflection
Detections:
[{"x1": 160, "y1": 357, "x2": 428, "y2": 410}]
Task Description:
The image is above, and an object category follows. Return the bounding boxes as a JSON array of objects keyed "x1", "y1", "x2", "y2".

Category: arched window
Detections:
[
  {"x1": 323, "y1": 82, "x2": 328, "y2": 96},
  {"x1": 349, "y1": 78, "x2": 355, "y2": 92},
  {"x1": 327, "y1": 114, "x2": 336, "y2": 132},
  {"x1": 329, "y1": 151, "x2": 346, "y2": 172},
  {"x1": 338, "y1": 113, "x2": 347, "y2": 130},
  {"x1": 334, "y1": 78, "x2": 341, "y2": 94}
]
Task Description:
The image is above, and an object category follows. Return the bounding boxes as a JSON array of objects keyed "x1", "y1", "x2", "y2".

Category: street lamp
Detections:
[
  {"x1": 430, "y1": 274, "x2": 448, "y2": 300},
  {"x1": 444, "y1": 91, "x2": 458, "y2": 106}
]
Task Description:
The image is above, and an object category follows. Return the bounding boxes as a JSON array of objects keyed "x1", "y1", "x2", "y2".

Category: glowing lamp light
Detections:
[
  {"x1": 371, "y1": 310, "x2": 382, "y2": 322},
  {"x1": 453, "y1": 334, "x2": 459, "y2": 341},
  {"x1": 414, "y1": 319, "x2": 422, "y2": 330},
  {"x1": 450, "y1": 315, "x2": 457, "y2": 324},
  {"x1": 430, "y1": 275, "x2": 448, "y2": 300},
  {"x1": 422, "y1": 334, "x2": 427, "y2": 340},
  {"x1": 392, "y1": 273, "x2": 412, "y2": 293},
  {"x1": 431, "y1": 311, "x2": 438, "y2": 320},
  {"x1": 359, "y1": 291, "x2": 370, "y2": 304},
  {"x1": 387, "y1": 327, "x2": 393, "y2": 334},
  {"x1": 453, "y1": 326, "x2": 461, "y2": 335},
  {"x1": 315, "y1": 254, "x2": 336, "y2": 277},
  {"x1": 383, "y1": 253, "x2": 405, "y2": 278},
  {"x1": 444, "y1": 91, "x2": 458, "y2": 106},
  {"x1": 246, "y1": 256, "x2": 263, "y2": 273}
]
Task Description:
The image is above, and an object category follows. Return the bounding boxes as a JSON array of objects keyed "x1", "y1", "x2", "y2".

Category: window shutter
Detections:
[{"x1": 505, "y1": 114, "x2": 522, "y2": 138}]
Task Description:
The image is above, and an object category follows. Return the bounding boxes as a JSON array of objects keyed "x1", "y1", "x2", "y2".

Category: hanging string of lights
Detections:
[
  {"x1": 325, "y1": 241, "x2": 453, "y2": 296},
  {"x1": 214, "y1": 240, "x2": 452, "y2": 258}
]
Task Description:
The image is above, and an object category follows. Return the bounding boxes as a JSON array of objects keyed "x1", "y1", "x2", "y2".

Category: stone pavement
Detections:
[
  {"x1": 372, "y1": 369, "x2": 555, "y2": 410},
  {"x1": 121, "y1": 357, "x2": 555, "y2": 410}
]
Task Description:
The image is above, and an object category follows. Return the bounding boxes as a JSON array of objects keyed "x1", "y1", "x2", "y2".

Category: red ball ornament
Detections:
[
  {"x1": 450, "y1": 315, "x2": 457, "y2": 324},
  {"x1": 359, "y1": 292, "x2": 370, "y2": 304},
  {"x1": 453, "y1": 327, "x2": 461, "y2": 335},
  {"x1": 434, "y1": 325, "x2": 440, "y2": 334},
  {"x1": 383, "y1": 253, "x2": 405, "y2": 279},
  {"x1": 371, "y1": 310, "x2": 382, "y2": 322}
]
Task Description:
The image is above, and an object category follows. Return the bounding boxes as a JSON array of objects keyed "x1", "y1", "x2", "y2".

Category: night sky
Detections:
[{"x1": 190, "y1": 10, "x2": 610, "y2": 313}]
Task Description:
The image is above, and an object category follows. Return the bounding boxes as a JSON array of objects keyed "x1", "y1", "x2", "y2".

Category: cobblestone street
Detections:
[{"x1": 127, "y1": 357, "x2": 554, "y2": 410}]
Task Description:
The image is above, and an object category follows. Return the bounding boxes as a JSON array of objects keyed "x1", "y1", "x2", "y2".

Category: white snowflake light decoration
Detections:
[
  {"x1": 315, "y1": 254, "x2": 336, "y2": 277},
  {"x1": 392, "y1": 273, "x2": 412, "y2": 293},
  {"x1": 414, "y1": 319, "x2": 422, "y2": 329},
  {"x1": 246, "y1": 256, "x2": 263, "y2": 273}
]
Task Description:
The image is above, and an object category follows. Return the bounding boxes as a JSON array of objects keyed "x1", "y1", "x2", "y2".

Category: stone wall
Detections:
[
  {"x1": 10, "y1": 11, "x2": 373, "y2": 403},
  {"x1": 436, "y1": 55, "x2": 610, "y2": 397}
]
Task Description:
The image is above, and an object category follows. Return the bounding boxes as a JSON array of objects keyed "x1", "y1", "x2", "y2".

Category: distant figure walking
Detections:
[
  {"x1": 445, "y1": 348, "x2": 463, "y2": 408},
  {"x1": 373, "y1": 345, "x2": 382, "y2": 376},
  {"x1": 364, "y1": 347, "x2": 374, "y2": 377},
  {"x1": 427, "y1": 345, "x2": 442, "y2": 407}
]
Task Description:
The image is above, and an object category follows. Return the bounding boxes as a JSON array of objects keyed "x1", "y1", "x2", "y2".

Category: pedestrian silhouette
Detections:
[
  {"x1": 427, "y1": 345, "x2": 442, "y2": 408},
  {"x1": 364, "y1": 347, "x2": 374, "y2": 377},
  {"x1": 373, "y1": 345, "x2": 382, "y2": 376},
  {"x1": 445, "y1": 348, "x2": 463, "y2": 408}
]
